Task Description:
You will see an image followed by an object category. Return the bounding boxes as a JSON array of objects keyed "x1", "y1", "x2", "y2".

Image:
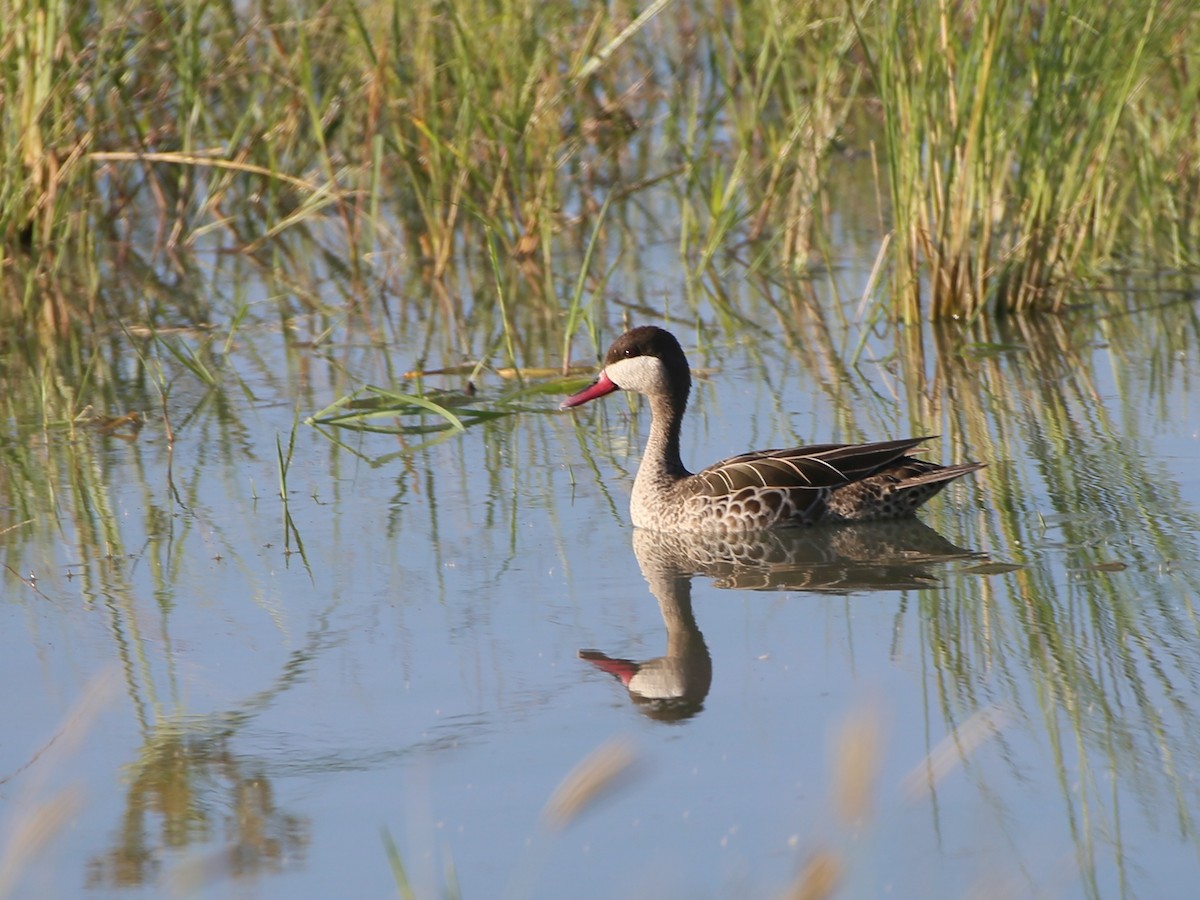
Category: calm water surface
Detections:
[{"x1": 2, "y1": 274, "x2": 1199, "y2": 898}]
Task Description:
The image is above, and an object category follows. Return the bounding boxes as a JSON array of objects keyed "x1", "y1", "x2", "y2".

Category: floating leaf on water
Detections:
[
  {"x1": 1089, "y1": 560, "x2": 1129, "y2": 572},
  {"x1": 401, "y1": 363, "x2": 477, "y2": 378},
  {"x1": 312, "y1": 362, "x2": 620, "y2": 440},
  {"x1": 495, "y1": 365, "x2": 596, "y2": 380},
  {"x1": 308, "y1": 380, "x2": 552, "y2": 437},
  {"x1": 963, "y1": 562, "x2": 1026, "y2": 575},
  {"x1": 963, "y1": 342, "x2": 1027, "y2": 357},
  {"x1": 403, "y1": 364, "x2": 595, "y2": 380},
  {"x1": 309, "y1": 387, "x2": 466, "y2": 432},
  {"x1": 82, "y1": 411, "x2": 145, "y2": 436},
  {"x1": 496, "y1": 380, "x2": 584, "y2": 402}
]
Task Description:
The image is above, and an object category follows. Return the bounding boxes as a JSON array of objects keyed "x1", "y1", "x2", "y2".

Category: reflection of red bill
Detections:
[
  {"x1": 579, "y1": 650, "x2": 637, "y2": 686},
  {"x1": 560, "y1": 371, "x2": 619, "y2": 409}
]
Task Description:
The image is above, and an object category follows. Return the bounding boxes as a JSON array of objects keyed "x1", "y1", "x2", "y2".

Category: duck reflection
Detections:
[{"x1": 580, "y1": 522, "x2": 979, "y2": 722}]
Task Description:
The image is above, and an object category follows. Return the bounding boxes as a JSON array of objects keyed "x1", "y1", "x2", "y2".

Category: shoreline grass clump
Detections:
[
  {"x1": 1, "y1": 0, "x2": 663, "y2": 338},
  {"x1": 861, "y1": 0, "x2": 1200, "y2": 319}
]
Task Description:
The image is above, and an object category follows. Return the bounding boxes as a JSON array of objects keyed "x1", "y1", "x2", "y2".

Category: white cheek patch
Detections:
[{"x1": 605, "y1": 356, "x2": 666, "y2": 394}]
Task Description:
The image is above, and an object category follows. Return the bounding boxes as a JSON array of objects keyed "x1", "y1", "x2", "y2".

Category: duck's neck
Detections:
[{"x1": 632, "y1": 390, "x2": 690, "y2": 509}]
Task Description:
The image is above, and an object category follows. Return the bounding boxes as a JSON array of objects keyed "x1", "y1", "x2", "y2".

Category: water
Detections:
[{"x1": 1, "y1": 264, "x2": 1199, "y2": 899}]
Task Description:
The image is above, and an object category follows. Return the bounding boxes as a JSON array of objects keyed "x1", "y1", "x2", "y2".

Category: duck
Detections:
[{"x1": 561, "y1": 325, "x2": 984, "y2": 532}]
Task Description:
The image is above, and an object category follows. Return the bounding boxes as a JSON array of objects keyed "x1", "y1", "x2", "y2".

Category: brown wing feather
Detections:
[{"x1": 690, "y1": 437, "x2": 934, "y2": 497}]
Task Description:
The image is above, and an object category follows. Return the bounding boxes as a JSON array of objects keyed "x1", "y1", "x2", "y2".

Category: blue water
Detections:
[{"x1": 1, "y1": 273, "x2": 1198, "y2": 899}]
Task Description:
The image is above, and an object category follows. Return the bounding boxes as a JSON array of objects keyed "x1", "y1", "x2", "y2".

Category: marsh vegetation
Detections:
[{"x1": 2, "y1": 2, "x2": 1200, "y2": 898}]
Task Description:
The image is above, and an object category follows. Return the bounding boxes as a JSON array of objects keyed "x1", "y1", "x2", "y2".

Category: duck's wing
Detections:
[{"x1": 689, "y1": 436, "x2": 933, "y2": 496}]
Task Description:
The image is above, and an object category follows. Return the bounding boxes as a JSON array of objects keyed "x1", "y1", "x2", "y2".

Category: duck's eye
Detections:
[{"x1": 623, "y1": 348, "x2": 634, "y2": 358}]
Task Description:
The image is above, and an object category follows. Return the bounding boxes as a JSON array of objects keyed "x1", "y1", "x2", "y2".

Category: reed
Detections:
[{"x1": 684, "y1": 0, "x2": 862, "y2": 273}]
